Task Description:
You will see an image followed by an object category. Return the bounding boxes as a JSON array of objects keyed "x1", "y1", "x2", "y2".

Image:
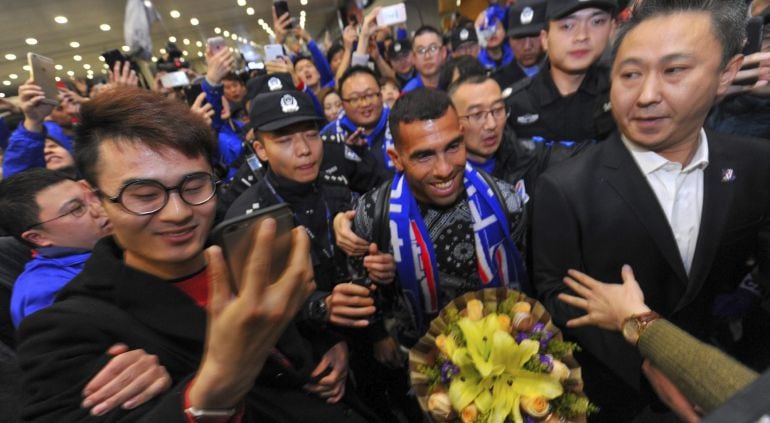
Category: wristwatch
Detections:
[
  {"x1": 308, "y1": 295, "x2": 330, "y2": 322},
  {"x1": 184, "y1": 406, "x2": 237, "y2": 422},
  {"x1": 621, "y1": 311, "x2": 661, "y2": 346}
]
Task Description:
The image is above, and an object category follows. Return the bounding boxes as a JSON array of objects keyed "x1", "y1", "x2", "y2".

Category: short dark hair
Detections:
[
  {"x1": 326, "y1": 44, "x2": 345, "y2": 65},
  {"x1": 292, "y1": 55, "x2": 316, "y2": 68},
  {"x1": 447, "y1": 74, "x2": 499, "y2": 98},
  {"x1": 338, "y1": 65, "x2": 379, "y2": 96},
  {"x1": 612, "y1": 0, "x2": 747, "y2": 68},
  {"x1": 388, "y1": 87, "x2": 455, "y2": 147},
  {"x1": 222, "y1": 72, "x2": 244, "y2": 85},
  {"x1": 0, "y1": 169, "x2": 73, "y2": 244},
  {"x1": 413, "y1": 25, "x2": 443, "y2": 43},
  {"x1": 439, "y1": 56, "x2": 486, "y2": 91},
  {"x1": 75, "y1": 87, "x2": 218, "y2": 189}
]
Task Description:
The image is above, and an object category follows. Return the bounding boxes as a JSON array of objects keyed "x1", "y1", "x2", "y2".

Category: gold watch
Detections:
[{"x1": 621, "y1": 311, "x2": 661, "y2": 346}]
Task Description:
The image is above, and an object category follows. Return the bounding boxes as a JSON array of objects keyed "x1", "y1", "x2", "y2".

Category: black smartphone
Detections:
[
  {"x1": 273, "y1": 0, "x2": 294, "y2": 29},
  {"x1": 101, "y1": 49, "x2": 126, "y2": 72},
  {"x1": 736, "y1": 17, "x2": 764, "y2": 86},
  {"x1": 184, "y1": 83, "x2": 204, "y2": 106},
  {"x1": 210, "y1": 204, "x2": 295, "y2": 293}
]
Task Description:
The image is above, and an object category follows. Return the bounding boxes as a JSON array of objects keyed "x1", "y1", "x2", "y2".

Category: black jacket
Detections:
[
  {"x1": 16, "y1": 237, "x2": 378, "y2": 422},
  {"x1": 533, "y1": 131, "x2": 770, "y2": 420},
  {"x1": 505, "y1": 62, "x2": 615, "y2": 143}
]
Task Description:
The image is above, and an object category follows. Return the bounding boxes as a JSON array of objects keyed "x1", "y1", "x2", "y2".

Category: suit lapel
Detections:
[
  {"x1": 676, "y1": 133, "x2": 736, "y2": 311},
  {"x1": 599, "y1": 134, "x2": 690, "y2": 284}
]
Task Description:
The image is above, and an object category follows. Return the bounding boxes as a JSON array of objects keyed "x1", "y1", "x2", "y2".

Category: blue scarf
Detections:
[
  {"x1": 479, "y1": 43, "x2": 514, "y2": 70},
  {"x1": 336, "y1": 108, "x2": 394, "y2": 170},
  {"x1": 389, "y1": 164, "x2": 526, "y2": 332}
]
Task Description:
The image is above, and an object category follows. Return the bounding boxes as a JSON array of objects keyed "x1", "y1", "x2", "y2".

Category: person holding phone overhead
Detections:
[{"x1": 15, "y1": 87, "x2": 379, "y2": 422}]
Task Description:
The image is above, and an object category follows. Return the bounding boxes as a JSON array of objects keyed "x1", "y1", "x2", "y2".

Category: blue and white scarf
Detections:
[
  {"x1": 336, "y1": 109, "x2": 395, "y2": 171},
  {"x1": 389, "y1": 163, "x2": 526, "y2": 332}
]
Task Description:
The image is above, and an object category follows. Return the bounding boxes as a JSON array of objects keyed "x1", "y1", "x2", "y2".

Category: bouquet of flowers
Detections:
[{"x1": 409, "y1": 288, "x2": 597, "y2": 423}]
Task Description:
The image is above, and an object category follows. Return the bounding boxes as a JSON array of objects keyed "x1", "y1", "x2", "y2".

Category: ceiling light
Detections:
[
  {"x1": 70, "y1": 41, "x2": 80, "y2": 48},
  {"x1": 190, "y1": 18, "x2": 199, "y2": 26},
  {"x1": 54, "y1": 64, "x2": 63, "y2": 70},
  {"x1": 83, "y1": 64, "x2": 91, "y2": 70},
  {"x1": 98, "y1": 56, "x2": 105, "y2": 62},
  {"x1": 25, "y1": 38, "x2": 38, "y2": 46},
  {"x1": 151, "y1": 57, "x2": 158, "y2": 62},
  {"x1": 247, "y1": 7, "x2": 255, "y2": 15},
  {"x1": 197, "y1": 51, "x2": 203, "y2": 57},
  {"x1": 9, "y1": 74, "x2": 18, "y2": 79},
  {"x1": 183, "y1": 38, "x2": 190, "y2": 45},
  {"x1": 182, "y1": 50, "x2": 188, "y2": 56},
  {"x1": 223, "y1": 30, "x2": 230, "y2": 37},
  {"x1": 144, "y1": 0, "x2": 152, "y2": 7},
  {"x1": 231, "y1": 33, "x2": 238, "y2": 40},
  {"x1": 67, "y1": 70, "x2": 74, "y2": 76},
  {"x1": 0, "y1": 93, "x2": 5, "y2": 97},
  {"x1": 237, "y1": 0, "x2": 246, "y2": 6},
  {"x1": 101, "y1": 69, "x2": 107, "y2": 74},
  {"x1": 169, "y1": 36, "x2": 177, "y2": 42},
  {"x1": 170, "y1": 10, "x2": 181, "y2": 18},
  {"x1": 103, "y1": 64, "x2": 109, "y2": 69},
  {"x1": 122, "y1": 45, "x2": 130, "y2": 52},
  {"x1": 214, "y1": 27, "x2": 221, "y2": 34},
  {"x1": 23, "y1": 65, "x2": 31, "y2": 71},
  {"x1": 100, "y1": 24, "x2": 111, "y2": 31},
  {"x1": 159, "y1": 48, "x2": 166, "y2": 54},
  {"x1": 87, "y1": 74, "x2": 93, "y2": 80},
  {"x1": 300, "y1": 0, "x2": 308, "y2": 5},
  {"x1": 2, "y1": 81, "x2": 10, "y2": 86},
  {"x1": 5, "y1": 54, "x2": 16, "y2": 61},
  {"x1": 54, "y1": 16, "x2": 68, "y2": 24},
  {"x1": 195, "y1": 41, "x2": 203, "y2": 47},
  {"x1": 53, "y1": 78, "x2": 60, "y2": 83},
  {"x1": 73, "y1": 54, "x2": 82, "y2": 61}
]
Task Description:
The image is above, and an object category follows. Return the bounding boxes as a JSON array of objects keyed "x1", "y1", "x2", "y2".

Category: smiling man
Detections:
[
  {"x1": 533, "y1": 0, "x2": 770, "y2": 420},
  {"x1": 334, "y1": 88, "x2": 529, "y2": 348},
  {"x1": 506, "y1": 0, "x2": 617, "y2": 144}
]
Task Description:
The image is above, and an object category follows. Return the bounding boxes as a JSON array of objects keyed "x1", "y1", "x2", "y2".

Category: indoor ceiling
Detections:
[{"x1": 0, "y1": 0, "x2": 343, "y2": 97}]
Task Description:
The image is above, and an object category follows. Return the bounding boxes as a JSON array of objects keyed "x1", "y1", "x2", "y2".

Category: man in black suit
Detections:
[{"x1": 533, "y1": 0, "x2": 770, "y2": 421}]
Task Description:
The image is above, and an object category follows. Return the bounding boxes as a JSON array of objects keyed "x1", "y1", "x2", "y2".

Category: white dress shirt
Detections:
[{"x1": 622, "y1": 129, "x2": 710, "y2": 274}]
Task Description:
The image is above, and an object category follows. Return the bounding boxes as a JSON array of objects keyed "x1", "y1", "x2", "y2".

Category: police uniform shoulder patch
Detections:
[{"x1": 344, "y1": 145, "x2": 362, "y2": 162}]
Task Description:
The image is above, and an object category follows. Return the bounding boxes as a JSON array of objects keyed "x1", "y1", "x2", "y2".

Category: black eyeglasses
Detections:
[
  {"x1": 97, "y1": 172, "x2": 220, "y2": 216},
  {"x1": 27, "y1": 200, "x2": 88, "y2": 230},
  {"x1": 341, "y1": 91, "x2": 381, "y2": 107}
]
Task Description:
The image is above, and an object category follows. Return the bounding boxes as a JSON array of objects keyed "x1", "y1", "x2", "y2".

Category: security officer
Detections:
[
  {"x1": 506, "y1": 0, "x2": 617, "y2": 143},
  {"x1": 493, "y1": 0, "x2": 548, "y2": 91},
  {"x1": 226, "y1": 89, "x2": 408, "y2": 423},
  {"x1": 221, "y1": 72, "x2": 387, "y2": 213},
  {"x1": 386, "y1": 39, "x2": 416, "y2": 88},
  {"x1": 450, "y1": 22, "x2": 480, "y2": 58}
]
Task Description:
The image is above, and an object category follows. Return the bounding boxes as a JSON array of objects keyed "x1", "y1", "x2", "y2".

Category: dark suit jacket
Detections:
[
  {"x1": 533, "y1": 131, "x2": 770, "y2": 417},
  {"x1": 16, "y1": 237, "x2": 377, "y2": 422}
]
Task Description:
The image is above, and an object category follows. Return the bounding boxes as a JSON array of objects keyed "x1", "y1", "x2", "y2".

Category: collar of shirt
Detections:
[
  {"x1": 622, "y1": 128, "x2": 710, "y2": 175},
  {"x1": 536, "y1": 61, "x2": 607, "y2": 107}
]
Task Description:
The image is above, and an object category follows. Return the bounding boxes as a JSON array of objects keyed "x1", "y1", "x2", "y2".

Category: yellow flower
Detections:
[
  {"x1": 461, "y1": 404, "x2": 479, "y2": 423},
  {"x1": 521, "y1": 396, "x2": 550, "y2": 418},
  {"x1": 467, "y1": 299, "x2": 484, "y2": 321},
  {"x1": 428, "y1": 391, "x2": 455, "y2": 421}
]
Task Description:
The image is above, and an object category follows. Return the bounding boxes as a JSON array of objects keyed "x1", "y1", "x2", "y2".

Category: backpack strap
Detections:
[
  {"x1": 477, "y1": 169, "x2": 513, "y2": 224},
  {"x1": 371, "y1": 179, "x2": 393, "y2": 252}
]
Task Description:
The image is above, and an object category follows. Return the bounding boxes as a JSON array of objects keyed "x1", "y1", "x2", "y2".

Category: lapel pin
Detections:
[{"x1": 721, "y1": 168, "x2": 736, "y2": 182}]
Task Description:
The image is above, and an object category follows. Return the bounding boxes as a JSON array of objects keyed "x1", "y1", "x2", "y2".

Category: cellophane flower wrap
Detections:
[{"x1": 409, "y1": 288, "x2": 598, "y2": 423}]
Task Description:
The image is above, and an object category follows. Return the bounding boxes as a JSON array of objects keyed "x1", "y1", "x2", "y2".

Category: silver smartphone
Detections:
[
  {"x1": 211, "y1": 204, "x2": 295, "y2": 293},
  {"x1": 27, "y1": 53, "x2": 59, "y2": 106}
]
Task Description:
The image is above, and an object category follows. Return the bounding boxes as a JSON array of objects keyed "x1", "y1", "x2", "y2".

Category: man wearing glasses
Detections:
[
  {"x1": 448, "y1": 74, "x2": 591, "y2": 198},
  {"x1": 15, "y1": 88, "x2": 374, "y2": 422},
  {"x1": 321, "y1": 66, "x2": 396, "y2": 174},
  {"x1": 401, "y1": 26, "x2": 448, "y2": 93},
  {"x1": 0, "y1": 169, "x2": 111, "y2": 327}
]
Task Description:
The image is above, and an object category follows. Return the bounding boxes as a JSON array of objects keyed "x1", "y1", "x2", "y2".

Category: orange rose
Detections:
[{"x1": 521, "y1": 396, "x2": 550, "y2": 418}]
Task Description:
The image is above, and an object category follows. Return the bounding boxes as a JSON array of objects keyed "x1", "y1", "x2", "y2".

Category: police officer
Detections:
[
  {"x1": 226, "y1": 89, "x2": 408, "y2": 422},
  {"x1": 450, "y1": 22, "x2": 480, "y2": 58},
  {"x1": 386, "y1": 39, "x2": 416, "y2": 88},
  {"x1": 221, "y1": 72, "x2": 387, "y2": 213},
  {"x1": 493, "y1": 0, "x2": 548, "y2": 91},
  {"x1": 506, "y1": 0, "x2": 617, "y2": 143}
]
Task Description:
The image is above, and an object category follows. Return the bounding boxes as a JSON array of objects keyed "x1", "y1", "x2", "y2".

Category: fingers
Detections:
[
  {"x1": 192, "y1": 92, "x2": 206, "y2": 108},
  {"x1": 621, "y1": 264, "x2": 638, "y2": 287},
  {"x1": 121, "y1": 373, "x2": 171, "y2": 410},
  {"x1": 204, "y1": 246, "x2": 233, "y2": 317},
  {"x1": 557, "y1": 292, "x2": 588, "y2": 312},
  {"x1": 368, "y1": 242, "x2": 378, "y2": 256},
  {"x1": 106, "y1": 343, "x2": 129, "y2": 357},
  {"x1": 564, "y1": 314, "x2": 594, "y2": 328},
  {"x1": 565, "y1": 268, "x2": 600, "y2": 289},
  {"x1": 562, "y1": 276, "x2": 593, "y2": 300}
]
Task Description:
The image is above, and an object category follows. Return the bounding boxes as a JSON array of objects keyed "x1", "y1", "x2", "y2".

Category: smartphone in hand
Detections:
[
  {"x1": 27, "y1": 53, "x2": 59, "y2": 106},
  {"x1": 211, "y1": 204, "x2": 295, "y2": 293}
]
